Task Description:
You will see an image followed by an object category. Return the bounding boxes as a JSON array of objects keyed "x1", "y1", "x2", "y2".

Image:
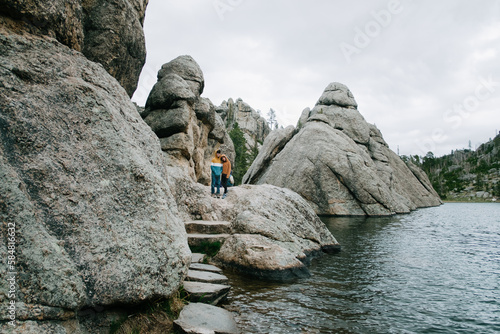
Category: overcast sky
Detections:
[{"x1": 132, "y1": 0, "x2": 500, "y2": 157}]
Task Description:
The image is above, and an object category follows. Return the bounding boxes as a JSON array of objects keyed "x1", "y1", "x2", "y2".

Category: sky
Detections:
[{"x1": 131, "y1": 0, "x2": 500, "y2": 157}]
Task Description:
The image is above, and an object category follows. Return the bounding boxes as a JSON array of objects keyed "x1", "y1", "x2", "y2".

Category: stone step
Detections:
[
  {"x1": 183, "y1": 281, "x2": 231, "y2": 305},
  {"x1": 191, "y1": 253, "x2": 205, "y2": 264},
  {"x1": 187, "y1": 233, "x2": 229, "y2": 248},
  {"x1": 184, "y1": 220, "x2": 232, "y2": 234},
  {"x1": 174, "y1": 303, "x2": 238, "y2": 334},
  {"x1": 186, "y1": 269, "x2": 229, "y2": 285},
  {"x1": 189, "y1": 263, "x2": 223, "y2": 273}
]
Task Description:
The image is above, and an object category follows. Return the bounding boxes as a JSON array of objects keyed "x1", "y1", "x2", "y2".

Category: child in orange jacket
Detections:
[{"x1": 220, "y1": 154, "x2": 231, "y2": 199}]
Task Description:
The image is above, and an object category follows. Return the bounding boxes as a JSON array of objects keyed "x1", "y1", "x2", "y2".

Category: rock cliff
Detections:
[
  {"x1": 217, "y1": 98, "x2": 270, "y2": 152},
  {"x1": 0, "y1": 24, "x2": 189, "y2": 332},
  {"x1": 141, "y1": 55, "x2": 235, "y2": 185},
  {"x1": 0, "y1": 0, "x2": 148, "y2": 96},
  {"x1": 244, "y1": 82, "x2": 442, "y2": 215}
]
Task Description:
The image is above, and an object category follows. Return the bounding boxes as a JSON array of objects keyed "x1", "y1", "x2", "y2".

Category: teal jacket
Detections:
[{"x1": 211, "y1": 155, "x2": 223, "y2": 176}]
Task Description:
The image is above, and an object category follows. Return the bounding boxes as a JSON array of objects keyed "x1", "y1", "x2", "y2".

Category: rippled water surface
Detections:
[{"x1": 224, "y1": 203, "x2": 500, "y2": 333}]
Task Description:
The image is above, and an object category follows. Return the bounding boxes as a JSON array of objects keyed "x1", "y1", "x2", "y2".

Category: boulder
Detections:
[
  {"x1": 174, "y1": 303, "x2": 238, "y2": 334},
  {"x1": 142, "y1": 56, "x2": 235, "y2": 185},
  {"x1": 0, "y1": 25, "x2": 190, "y2": 328},
  {"x1": 0, "y1": 0, "x2": 148, "y2": 96},
  {"x1": 168, "y1": 172, "x2": 340, "y2": 280},
  {"x1": 296, "y1": 107, "x2": 310, "y2": 129},
  {"x1": 212, "y1": 185, "x2": 340, "y2": 280},
  {"x1": 243, "y1": 82, "x2": 442, "y2": 216},
  {"x1": 243, "y1": 125, "x2": 297, "y2": 185},
  {"x1": 157, "y1": 55, "x2": 205, "y2": 96},
  {"x1": 82, "y1": 0, "x2": 148, "y2": 96},
  {"x1": 145, "y1": 75, "x2": 196, "y2": 112}
]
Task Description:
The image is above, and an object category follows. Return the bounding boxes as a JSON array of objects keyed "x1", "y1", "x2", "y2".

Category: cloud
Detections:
[{"x1": 133, "y1": 0, "x2": 500, "y2": 157}]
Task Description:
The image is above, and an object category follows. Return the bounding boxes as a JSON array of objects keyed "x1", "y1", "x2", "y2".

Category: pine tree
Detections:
[
  {"x1": 229, "y1": 123, "x2": 250, "y2": 185},
  {"x1": 267, "y1": 108, "x2": 277, "y2": 129}
]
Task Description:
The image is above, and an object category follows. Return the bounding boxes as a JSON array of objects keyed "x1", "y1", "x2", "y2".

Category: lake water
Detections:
[{"x1": 224, "y1": 203, "x2": 500, "y2": 333}]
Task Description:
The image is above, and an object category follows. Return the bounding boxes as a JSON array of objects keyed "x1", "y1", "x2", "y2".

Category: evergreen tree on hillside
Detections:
[
  {"x1": 494, "y1": 182, "x2": 500, "y2": 197},
  {"x1": 229, "y1": 123, "x2": 250, "y2": 185},
  {"x1": 267, "y1": 108, "x2": 278, "y2": 130},
  {"x1": 410, "y1": 132, "x2": 500, "y2": 200}
]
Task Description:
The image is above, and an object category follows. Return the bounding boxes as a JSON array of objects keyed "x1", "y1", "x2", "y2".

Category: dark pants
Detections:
[{"x1": 221, "y1": 174, "x2": 228, "y2": 194}]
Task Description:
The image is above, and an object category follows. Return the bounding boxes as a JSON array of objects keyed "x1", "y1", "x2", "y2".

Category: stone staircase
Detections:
[
  {"x1": 185, "y1": 220, "x2": 231, "y2": 247},
  {"x1": 183, "y1": 256, "x2": 231, "y2": 306},
  {"x1": 177, "y1": 221, "x2": 238, "y2": 334},
  {"x1": 182, "y1": 220, "x2": 233, "y2": 306}
]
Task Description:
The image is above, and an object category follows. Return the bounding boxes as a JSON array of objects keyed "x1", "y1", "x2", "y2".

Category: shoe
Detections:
[
  {"x1": 216, "y1": 193, "x2": 221, "y2": 198},
  {"x1": 222, "y1": 193, "x2": 227, "y2": 199}
]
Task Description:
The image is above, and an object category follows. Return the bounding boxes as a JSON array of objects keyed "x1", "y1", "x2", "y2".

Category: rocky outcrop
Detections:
[
  {"x1": 242, "y1": 125, "x2": 297, "y2": 184},
  {"x1": 0, "y1": 25, "x2": 189, "y2": 331},
  {"x1": 212, "y1": 185, "x2": 340, "y2": 280},
  {"x1": 142, "y1": 55, "x2": 235, "y2": 185},
  {"x1": 0, "y1": 0, "x2": 148, "y2": 96},
  {"x1": 244, "y1": 82, "x2": 442, "y2": 216},
  {"x1": 81, "y1": 0, "x2": 149, "y2": 96},
  {"x1": 217, "y1": 98, "x2": 271, "y2": 151},
  {"x1": 139, "y1": 56, "x2": 340, "y2": 280},
  {"x1": 166, "y1": 167, "x2": 340, "y2": 280}
]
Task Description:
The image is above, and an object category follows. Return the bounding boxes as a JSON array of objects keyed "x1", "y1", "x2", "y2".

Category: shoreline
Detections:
[{"x1": 442, "y1": 198, "x2": 498, "y2": 203}]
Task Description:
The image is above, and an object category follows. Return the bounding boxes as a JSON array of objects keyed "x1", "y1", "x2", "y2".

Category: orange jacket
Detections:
[{"x1": 221, "y1": 154, "x2": 231, "y2": 176}]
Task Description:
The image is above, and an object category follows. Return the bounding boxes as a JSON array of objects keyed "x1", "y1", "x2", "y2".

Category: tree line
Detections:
[{"x1": 401, "y1": 134, "x2": 500, "y2": 199}]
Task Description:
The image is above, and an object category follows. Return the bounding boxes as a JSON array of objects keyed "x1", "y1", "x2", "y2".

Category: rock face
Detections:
[
  {"x1": 81, "y1": 0, "x2": 148, "y2": 96},
  {"x1": 244, "y1": 82, "x2": 442, "y2": 216},
  {"x1": 167, "y1": 172, "x2": 340, "y2": 280},
  {"x1": 142, "y1": 55, "x2": 235, "y2": 185},
  {"x1": 0, "y1": 0, "x2": 148, "y2": 96},
  {"x1": 216, "y1": 98, "x2": 271, "y2": 152},
  {"x1": 0, "y1": 25, "x2": 190, "y2": 330},
  {"x1": 213, "y1": 185, "x2": 340, "y2": 280}
]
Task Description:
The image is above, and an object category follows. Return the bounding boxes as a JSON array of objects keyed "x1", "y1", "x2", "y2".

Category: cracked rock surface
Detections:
[{"x1": 243, "y1": 82, "x2": 442, "y2": 216}]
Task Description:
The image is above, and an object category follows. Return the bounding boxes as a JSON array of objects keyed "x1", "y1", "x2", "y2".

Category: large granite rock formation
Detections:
[
  {"x1": 244, "y1": 82, "x2": 442, "y2": 216},
  {"x1": 0, "y1": 0, "x2": 148, "y2": 96},
  {"x1": 142, "y1": 55, "x2": 235, "y2": 185},
  {"x1": 0, "y1": 25, "x2": 189, "y2": 332},
  {"x1": 81, "y1": 0, "x2": 148, "y2": 96},
  {"x1": 216, "y1": 98, "x2": 271, "y2": 153}
]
